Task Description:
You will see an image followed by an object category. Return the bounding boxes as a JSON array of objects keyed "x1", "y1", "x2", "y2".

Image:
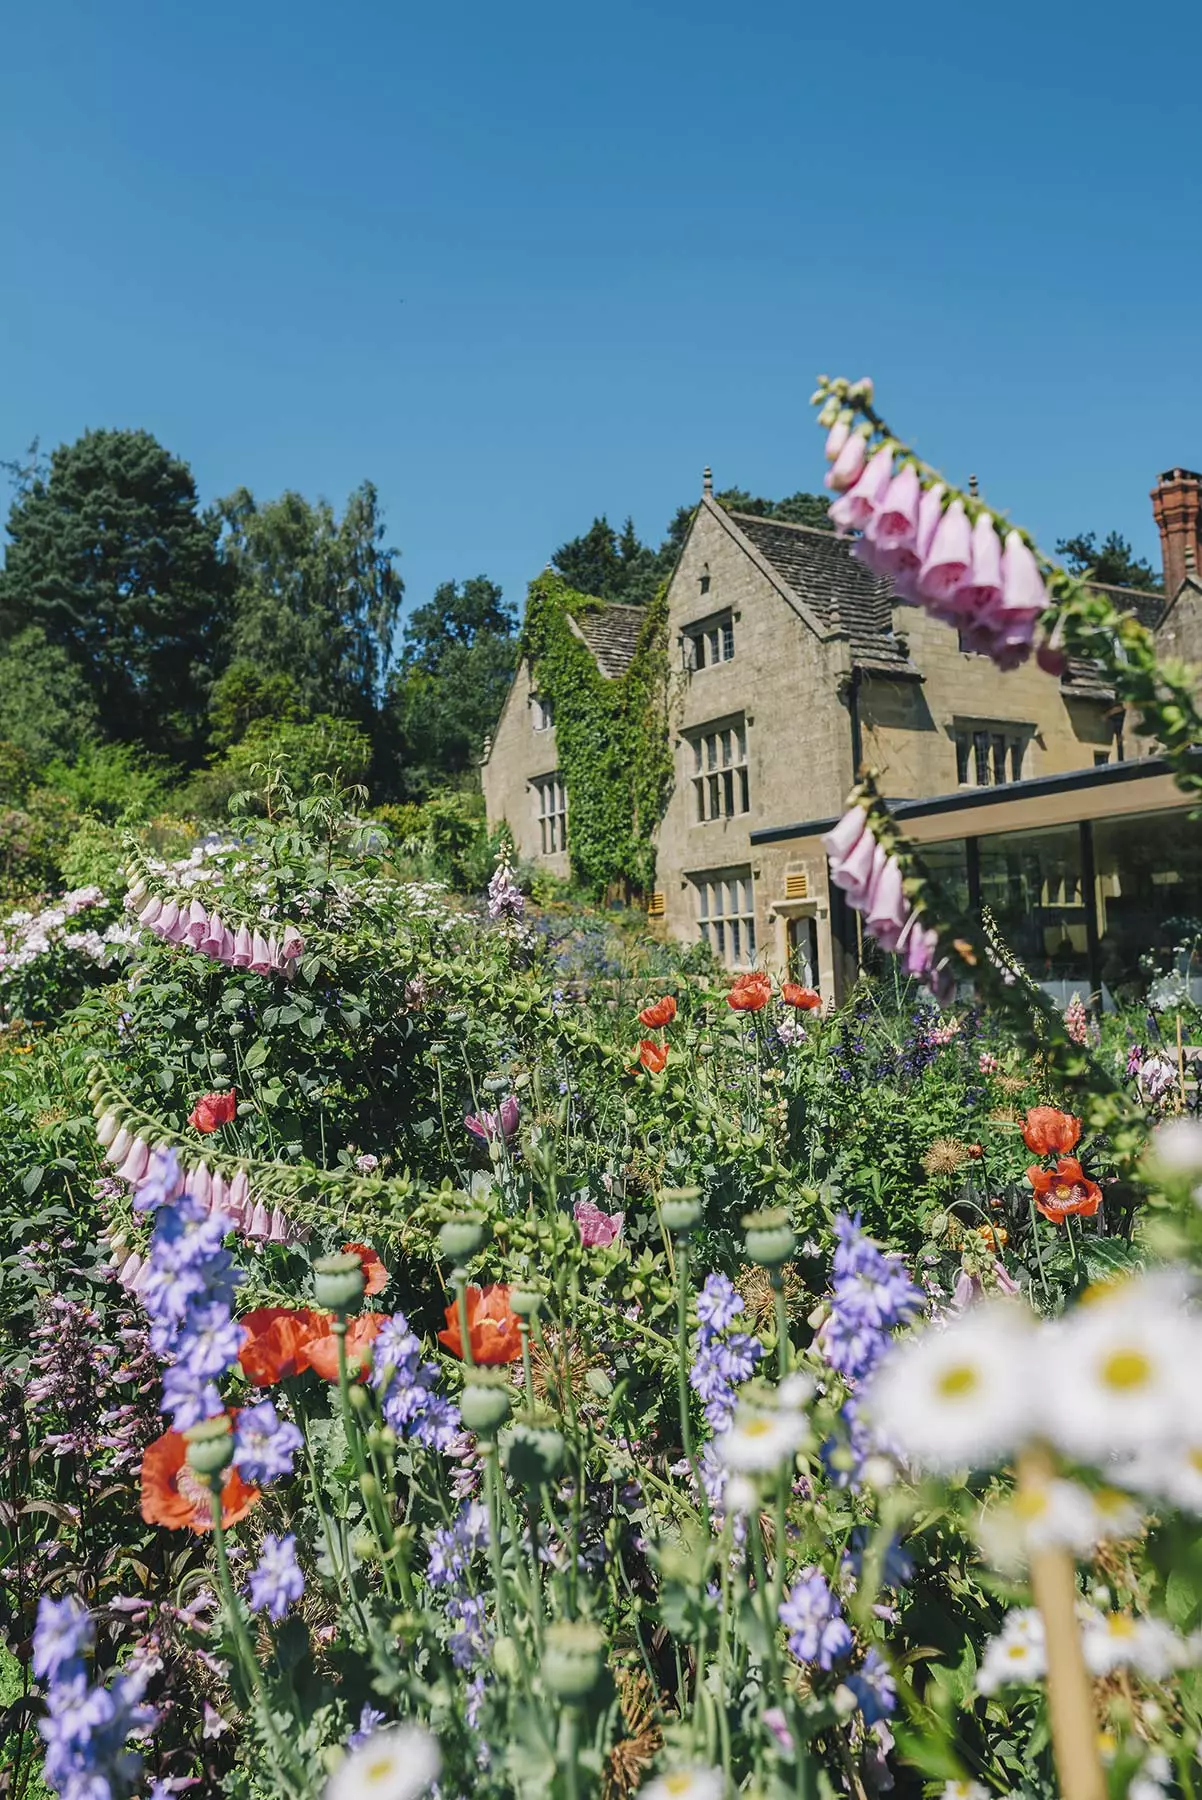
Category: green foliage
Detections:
[
  {"x1": 520, "y1": 573, "x2": 673, "y2": 898},
  {"x1": 714, "y1": 486, "x2": 831, "y2": 530},
  {"x1": 382, "y1": 576, "x2": 518, "y2": 800},
  {"x1": 0, "y1": 627, "x2": 99, "y2": 765},
  {"x1": 57, "y1": 814, "x2": 129, "y2": 895},
  {"x1": 207, "y1": 659, "x2": 307, "y2": 751},
  {"x1": 1055, "y1": 529, "x2": 1162, "y2": 592},
  {"x1": 43, "y1": 742, "x2": 177, "y2": 824},
  {"x1": 186, "y1": 713, "x2": 374, "y2": 820},
  {"x1": 217, "y1": 482, "x2": 403, "y2": 723},
  {"x1": 0, "y1": 428, "x2": 228, "y2": 758}
]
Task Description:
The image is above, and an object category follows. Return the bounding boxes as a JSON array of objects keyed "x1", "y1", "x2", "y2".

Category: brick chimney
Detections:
[{"x1": 1150, "y1": 467, "x2": 1202, "y2": 594}]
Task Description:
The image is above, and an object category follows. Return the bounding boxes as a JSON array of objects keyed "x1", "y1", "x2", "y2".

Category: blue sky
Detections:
[{"x1": 3, "y1": 0, "x2": 1199, "y2": 623}]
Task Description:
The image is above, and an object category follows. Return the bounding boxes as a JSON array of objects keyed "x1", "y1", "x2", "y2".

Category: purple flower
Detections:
[
  {"x1": 845, "y1": 1648, "x2": 897, "y2": 1724},
  {"x1": 817, "y1": 1214, "x2": 922, "y2": 1385},
  {"x1": 33, "y1": 1595, "x2": 93, "y2": 1685},
  {"x1": 370, "y1": 1311, "x2": 460, "y2": 1446},
  {"x1": 487, "y1": 863, "x2": 524, "y2": 923},
  {"x1": 428, "y1": 1504, "x2": 489, "y2": 1587},
  {"x1": 132, "y1": 1147, "x2": 186, "y2": 1214},
  {"x1": 412, "y1": 1391, "x2": 461, "y2": 1452},
  {"x1": 690, "y1": 1333, "x2": 763, "y2": 1432},
  {"x1": 247, "y1": 1534, "x2": 304, "y2": 1621},
  {"x1": 696, "y1": 1273, "x2": 744, "y2": 1334},
  {"x1": 233, "y1": 1400, "x2": 303, "y2": 1484},
  {"x1": 464, "y1": 1095, "x2": 520, "y2": 1143},
  {"x1": 779, "y1": 1569, "x2": 853, "y2": 1670},
  {"x1": 347, "y1": 1704, "x2": 387, "y2": 1751}
]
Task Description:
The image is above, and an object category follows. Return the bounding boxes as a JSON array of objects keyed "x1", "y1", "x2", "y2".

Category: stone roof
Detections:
[
  {"x1": 1060, "y1": 582, "x2": 1165, "y2": 701},
  {"x1": 727, "y1": 513, "x2": 919, "y2": 676},
  {"x1": 568, "y1": 602, "x2": 645, "y2": 678}
]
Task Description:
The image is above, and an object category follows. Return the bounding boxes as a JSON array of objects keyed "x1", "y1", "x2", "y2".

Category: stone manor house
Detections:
[{"x1": 483, "y1": 469, "x2": 1202, "y2": 1006}]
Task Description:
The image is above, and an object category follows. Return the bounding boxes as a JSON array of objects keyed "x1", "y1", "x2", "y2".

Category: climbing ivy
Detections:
[{"x1": 520, "y1": 573, "x2": 673, "y2": 899}]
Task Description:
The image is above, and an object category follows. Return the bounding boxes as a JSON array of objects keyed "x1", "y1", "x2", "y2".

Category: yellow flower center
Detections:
[
  {"x1": 1015, "y1": 1488, "x2": 1049, "y2": 1521},
  {"x1": 1005, "y1": 1643, "x2": 1028, "y2": 1661},
  {"x1": 665, "y1": 1777, "x2": 694, "y2": 1796},
  {"x1": 937, "y1": 1363, "x2": 979, "y2": 1399},
  {"x1": 1100, "y1": 1348, "x2": 1152, "y2": 1392},
  {"x1": 1104, "y1": 1615, "x2": 1136, "y2": 1639},
  {"x1": 365, "y1": 1756, "x2": 398, "y2": 1784},
  {"x1": 742, "y1": 1419, "x2": 772, "y2": 1439},
  {"x1": 1188, "y1": 1447, "x2": 1202, "y2": 1473}
]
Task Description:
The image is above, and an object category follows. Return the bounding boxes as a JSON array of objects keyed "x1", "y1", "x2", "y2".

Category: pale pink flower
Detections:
[
  {"x1": 830, "y1": 446, "x2": 894, "y2": 533},
  {"x1": 918, "y1": 498, "x2": 972, "y2": 608},
  {"x1": 574, "y1": 1200, "x2": 624, "y2": 1248},
  {"x1": 824, "y1": 431, "x2": 867, "y2": 492}
]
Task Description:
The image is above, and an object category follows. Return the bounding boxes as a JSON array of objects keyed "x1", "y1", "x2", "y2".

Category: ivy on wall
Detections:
[{"x1": 520, "y1": 573, "x2": 673, "y2": 899}]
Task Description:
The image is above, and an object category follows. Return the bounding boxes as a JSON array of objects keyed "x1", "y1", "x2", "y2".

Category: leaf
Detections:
[
  {"x1": 243, "y1": 1039, "x2": 270, "y2": 1072},
  {"x1": 21, "y1": 1165, "x2": 44, "y2": 1195}
]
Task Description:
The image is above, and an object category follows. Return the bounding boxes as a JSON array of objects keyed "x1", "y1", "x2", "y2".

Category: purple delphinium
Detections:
[
  {"x1": 135, "y1": 1151, "x2": 245, "y2": 1432},
  {"x1": 845, "y1": 1648, "x2": 897, "y2": 1725},
  {"x1": 233, "y1": 1400, "x2": 303, "y2": 1485},
  {"x1": 779, "y1": 1568, "x2": 853, "y2": 1671},
  {"x1": 817, "y1": 1214, "x2": 922, "y2": 1385},
  {"x1": 34, "y1": 1593, "x2": 156, "y2": 1800},
  {"x1": 370, "y1": 1312, "x2": 462, "y2": 1450},
  {"x1": 347, "y1": 1704, "x2": 387, "y2": 1751},
  {"x1": 690, "y1": 1274, "x2": 764, "y2": 1434},
  {"x1": 427, "y1": 1504, "x2": 490, "y2": 1668},
  {"x1": 247, "y1": 1534, "x2": 305, "y2": 1621}
]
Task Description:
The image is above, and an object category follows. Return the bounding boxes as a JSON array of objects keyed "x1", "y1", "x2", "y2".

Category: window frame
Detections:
[
  {"x1": 691, "y1": 867, "x2": 757, "y2": 968},
  {"x1": 951, "y1": 720, "x2": 1030, "y2": 789},
  {"x1": 683, "y1": 608, "x2": 736, "y2": 672},
  {"x1": 531, "y1": 694, "x2": 554, "y2": 732},
  {"x1": 531, "y1": 772, "x2": 568, "y2": 855},
  {"x1": 687, "y1": 716, "x2": 750, "y2": 823}
]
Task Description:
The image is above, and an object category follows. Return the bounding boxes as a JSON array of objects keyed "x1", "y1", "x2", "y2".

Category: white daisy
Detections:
[
  {"x1": 864, "y1": 1306, "x2": 1035, "y2": 1472},
  {"x1": 324, "y1": 1726, "x2": 440, "y2": 1800},
  {"x1": 716, "y1": 1408, "x2": 808, "y2": 1474},
  {"x1": 639, "y1": 1769, "x2": 725, "y2": 1800},
  {"x1": 977, "y1": 1615, "x2": 1046, "y2": 1693},
  {"x1": 1037, "y1": 1279, "x2": 1200, "y2": 1463},
  {"x1": 1114, "y1": 1441, "x2": 1202, "y2": 1514},
  {"x1": 1147, "y1": 1119, "x2": 1202, "y2": 1178},
  {"x1": 1080, "y1": 1609, "x2": 1190, "y2": 1680},
  {"x1": 942, "y1": 1783, "x2": 991, "y2": 1800},
  {"x1": 977, "y1": 1478, "x2": 1100, "y2": 1571}
]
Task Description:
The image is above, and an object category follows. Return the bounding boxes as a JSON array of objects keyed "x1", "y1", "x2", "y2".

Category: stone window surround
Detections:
[
  {"x1": 686, "y1": 713, "x2": 750, "y2": 823},
  {"x1": 531, "y1": 772, "x2": 567, "y2": 855},
  {"x1": 681, "y1": 606, "x2": 736, "y2": 671},
  {"x1": 689, "y1": 865, "x2": 756, "y2": 968},
  {"x1": 951, "y1": 717, "x2": 1034, "y2": 789}
]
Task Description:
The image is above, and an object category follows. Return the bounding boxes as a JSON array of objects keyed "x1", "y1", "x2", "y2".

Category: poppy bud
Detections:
[
  {"x1": 184, "y1": 1414, "x2": 233, "y2": 1480},
  {"x1": 438, "y1": 1213, "x2": 487, "y2": 1260},
  {"x1": 542, "y1": 1621, "x2": 606, "y2": 1701},
  {"x1": 459, "y1": 1369, "x2": 513, "y2": 1435},
  {"x1": 504, "y1": 1415, "x2": 566, "y2": 1489},
  {"x1": 741, "y1": 1206, "x2": 795, "y2": 1269},
  {"x1": 312, "y1": 1251, "x2": 366, "y2": 1313}
]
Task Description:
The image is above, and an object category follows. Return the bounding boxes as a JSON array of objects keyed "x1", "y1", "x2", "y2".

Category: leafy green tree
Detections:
[
  {"x1": 218, "y1": 484, "x2": 403, "y2": 723},
  {"x1": 715, "y1": 487, "x2": 830, "y2": 531},
  {"x1": 0, "y1": 626, "x2": 99, "y2": 764},
  {"x1": 382, "y1": 577, "x2": 517, "y2": 799},
  {"x1": 207, "y1": 659, "x2": 306, "y2": 751},
  {"x1": 1055, "y1": 530, "x2": 1162, "y2": 592},
  {"x1": 186, "y1": 714, "x2": 374, "y2": 820},
  {"x1": 0, "y1": 429, "x2": 228, "y2": 757},
  {"x1": 43, "y1": 741, "x2": 178, "y2": 823}
]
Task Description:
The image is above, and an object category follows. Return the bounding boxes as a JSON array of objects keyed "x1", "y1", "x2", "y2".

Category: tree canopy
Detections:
[
  {"x1": 1055, "y1": 530, "x2": 1162, "y2": 592},
  {"x1": 0, "y1": 428, "x2": 228, "y2": 758},
  {"x1": 218, "y1": 482, "x2": 403, "y2": 723}
]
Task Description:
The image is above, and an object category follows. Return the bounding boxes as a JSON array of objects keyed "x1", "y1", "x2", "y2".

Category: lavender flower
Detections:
[
  {"x1": 690, "y1": 1274, "x2": 764, "y2": 1436},
  {"x1": 779, "y1": 1569, "x2": 853, "y2": 1670},
  {"x1": 35, "y1": 1595, "x2": 156, "y2": 1800},
  {"x1": 371, "y1": 1311, "x2": 461, "y2": 1449},
  {"x1": 427, "y1": 1505, "x2": 491, "y2": 1669},
  {"x1": 845, "y1": 1648, "x2": 897, "y2": 1724},
  {"x1": 33, "y1": 1595, "x2": 93, "y2": 1685},
  {"x1": 247, "y1": 1534, "x2": 304, "y2": 1621},
  {"x1": 696, "y1": 1273, "x2": 745, "y2": 1333},
  {"x1": 817, "y1": 1214, "x2": 922, "y2": 1385},
  {"x1": 233, "y1": 1400, "x2": 303, "y2": 1484},
  {"x1": 347, "y1": 1704, "x2": 387, "y2": 1751}
]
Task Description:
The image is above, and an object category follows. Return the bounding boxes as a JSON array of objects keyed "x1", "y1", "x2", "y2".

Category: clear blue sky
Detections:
[{"x1": 3, "y1": 0, "x2": 1199, "y2": 622}]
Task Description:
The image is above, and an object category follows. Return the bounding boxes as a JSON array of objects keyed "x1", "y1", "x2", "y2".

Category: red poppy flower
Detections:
[
  {"x1": 638, "y1": 996, "x2": 677, "y2": 1029},
  {"x1": 634, "y1": 1039, "x2": 669, "y2": 1074},
  {"x1": 238, "y1": 1307, "x2": 321, "y2": 1385},
  {"x1": 781, "y1": 983, "x2": 822, "y2": 1011},
  {"x1": 301, "y1": 1312, "x2": 385, "y2": 1382},
  {"x1": 139, "y1": 1426, "x2": 260, "y2": 1533},
  {"x1": 188, "y1": 1089, "x2": 238, "y2": 1133},
  {"x1": 438, "y1": 1283, "x2": 522, "y2": 1364},
  {"x1": 343, "y1": 1242, "x2": 388, "y2": 1298},
  {"x1": 1021, "y1": 1106, "x2": 1081, "y2": 1157},
  {"x1": 1026, "y1": 1157, "x2": 1102, "y2": 1223},
  {"x1": 727, "y1": 972, "x2": 772, "y2": 1012}
]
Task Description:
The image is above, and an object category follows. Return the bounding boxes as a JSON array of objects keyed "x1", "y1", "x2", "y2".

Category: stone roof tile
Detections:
[{"x1": 569, "y1": 603, "x2": 645, "y2": 678}]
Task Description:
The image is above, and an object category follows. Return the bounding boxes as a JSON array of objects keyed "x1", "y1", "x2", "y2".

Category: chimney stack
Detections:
[{"x1": 1150, "y1": 467, "x2": 1202, "y2": 595}]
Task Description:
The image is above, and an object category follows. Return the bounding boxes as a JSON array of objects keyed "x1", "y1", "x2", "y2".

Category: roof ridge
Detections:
[{"x1": 725, "y1": 511, "x2": 836, "y2": 541}]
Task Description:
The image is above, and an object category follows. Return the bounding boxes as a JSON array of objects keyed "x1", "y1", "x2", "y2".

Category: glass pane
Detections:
[
  {"x1": 737, "y1": 723, "x2": 747, "y2": 761},
  {"x1": 695, "y1": 779, "x2": 706, "y2": 823},
  {"x1": 714, "y1": 921, "x2": 726, "y2": 956},
  {"x1": 722, "y1": 770, "x2": 734, "y2": 816},
  {"x1": 742, "y1": 877, "x2": 754, "y2": 914},
  {"x1": 991, "y1": 735, "x2": 1007, "y2": 784},
  {"x1": 697, "y1": 882, "x2": 709, "y2": 919},
  {"x1": 693, "y1": 739, "x2": 702, "y2": 774},
  {"x1": 706, "y1": 735, "x2": 717, "y2": 771},
  {"x1": 707, "y1": 629, "x2": 720, "y2": 663},
  {"x1": 708, "y1": 774, "x2": 720, "y2": 815},
  {"x1": 919, "y1": 840, "x2": 970, "y2": 915},
  {"x1": 739, "y1": 768, "x2": 749, "y2": 813},
  {"x1": 955, "y1": 734, "x2": 970, "y2": 784},
  {"x1": 1093, "y1": 810, "x2": 1202, "y2": 1003},
  {"x1": 746, "y1": 918, "x2": 756, "y2": 958},
  {"x1": 973, "y1": 731, "x2": 989, "y2": 785},
  {"x1": 1011, "y1": 740, "x2": 1025, "y2": 781},
  {"x1": 722, "y1": 623, "x2": 735, "y2": 661},
  {"x1": 978, "y1": 825, "x2": 1088, "y2": 986},
  {"x1": 726, "y1": 878, "x2": 740, "y2": 918},
  {"x1": 730, "y1": 920, "x2": 742, "y2": 960}
]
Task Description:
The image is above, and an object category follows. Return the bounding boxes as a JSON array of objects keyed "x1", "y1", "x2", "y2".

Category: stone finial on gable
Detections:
[{"x1": 703, "y1": 466, "x2": 713, "y2": 498}]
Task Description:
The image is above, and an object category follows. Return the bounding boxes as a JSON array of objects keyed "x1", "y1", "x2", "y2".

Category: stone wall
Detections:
[{"x1": 480, "y1": 660, "x2": 570, "y2": 879}]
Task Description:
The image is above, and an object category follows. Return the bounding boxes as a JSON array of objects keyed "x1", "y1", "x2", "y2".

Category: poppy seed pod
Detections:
[
  {"x1": 459, "y1": 1369, "x2": 513, "y2": 1435},
  {"x1": 313, "y1": 1251, "x2": 367, "y2": 1314},
  {"x1": 183, "y1": 1414, "x2": 234, "y2": 1480},
  {"x1": 742, "y1": 1206, "x2": 795, "y2": 1269},
  {"x1": 504, "y1": 1414, "x2": 566, "y2": 1489},
  {"x1": 508, "y1": 1285, "x2": 544, "y2": 1319},
  {"x1": 438, "y1": 1213, "x2": 487, "y2": 1261},
  {"x1": 542, "y1": 1620, "x2": 606, "y2": 1702},
  {"x1": 659, "y1": 1188, "x2": 702, "y2": 1233}
]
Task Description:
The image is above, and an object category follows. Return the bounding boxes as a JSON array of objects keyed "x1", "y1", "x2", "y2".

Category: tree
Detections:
[
  {"x1": 217, "y1": 483, "x2": 403, "y2": 724},
  {"x1": 1055, "y1": 530, "x2": 1162, "y2": 592},
  {"x1": 0, "y1": 626, "x2": 99, "y2": 765},
  {"x1": 382, "y1": 577, "x2": 517, "y2": 799},
  {"x1": 715, "y1": 488, "x2": 830, "y2": 531},
  {"x1": 207, "y1": 660, "x2": 306, "y2": 752},
  {"x1": 0, "y1": 429, "x2": 228, "y2": 758}
]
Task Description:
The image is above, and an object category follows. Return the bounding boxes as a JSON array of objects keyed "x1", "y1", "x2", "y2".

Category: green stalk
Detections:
[{"x1": 674, "y1": 1235, "x2": 709, "y2": 1530}]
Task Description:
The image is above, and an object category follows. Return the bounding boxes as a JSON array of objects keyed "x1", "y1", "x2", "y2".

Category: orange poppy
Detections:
[
  {"x1": 638, "y1": 996, "x2": 677, "y2": 1029},
  {"x1": 238, "y1": 1307, "x2": 320, "y2": 1386},
  {"x1": 1026, "y1": 1157, "x2": 1103, "y2": 1223},
  {"x1": 301, "y1": 1312, "x2": 385, "y2": 1382},
  {"x1": 635, "y1": 1039, "x2": 669, "y2": 1074},
  {"x1": 188, "y1": 1089, "x2": 238, "y2": 1133},
  {"x1": 727, "y1": 972, "x2": 772, "y2": 1012},
  {"x1": 1021, "y1": 1106, "x2": 1081, "y2": 1157},
  {"x1": 438, "y1": 1283, "x2": 522, "y2": 1364},
  {"x1": 781, "y1": 983, "x2": 822, "y2": 1011},
  {"x1": 343, "y1": 1242, "x2": 388, "y2": 1297},
  {"x1": 140, "y1": 1426, "x2": 260, "y2": 1533},
  {"x1": 976, "y1": 1223, "x2": 1008, "y2": 1249}
]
